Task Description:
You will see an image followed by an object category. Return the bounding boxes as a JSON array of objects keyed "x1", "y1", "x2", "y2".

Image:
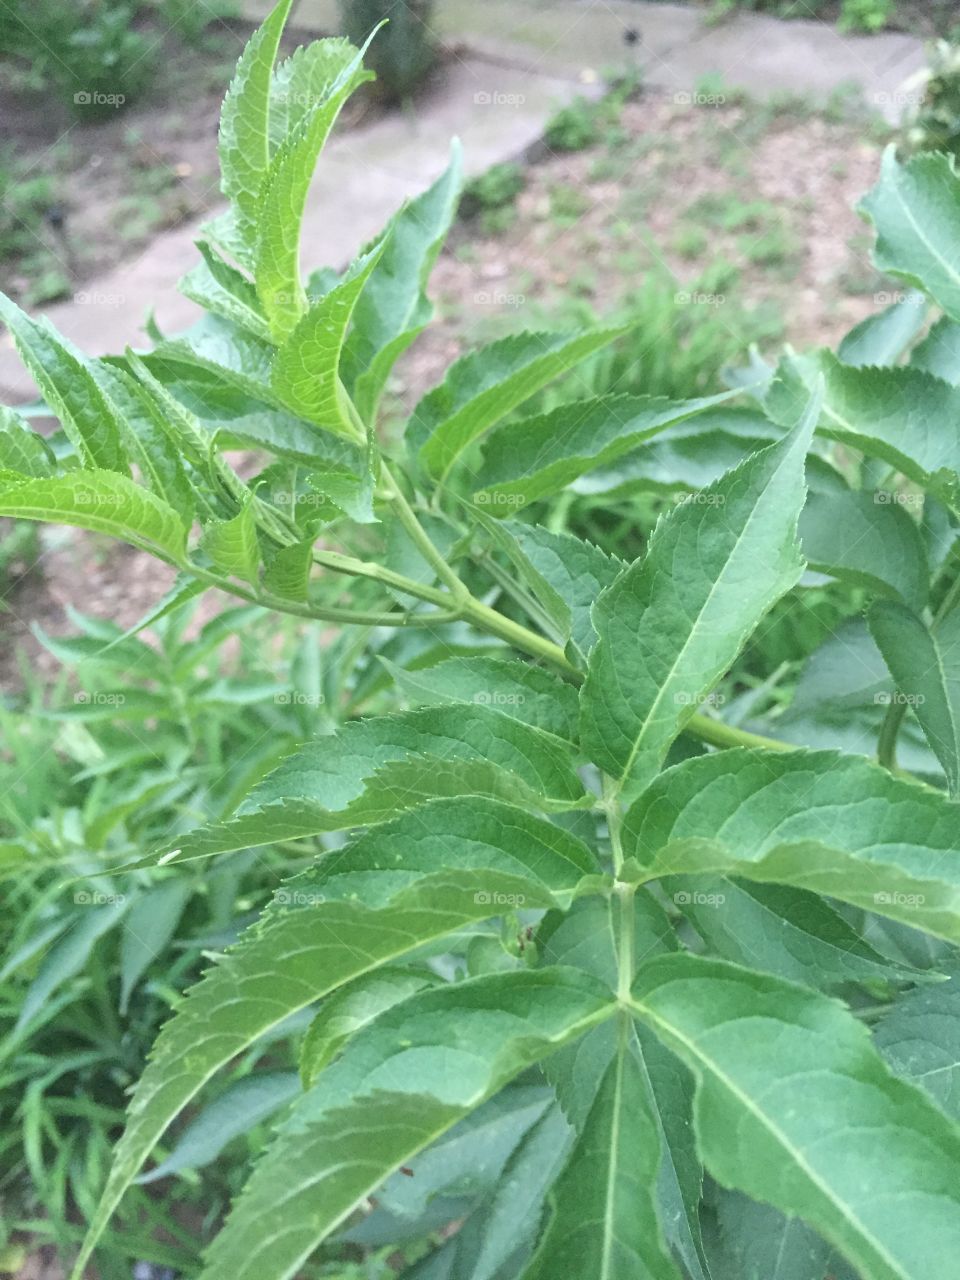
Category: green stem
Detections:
[
  {"x1": 311, "y1": 547, "x2": 455, "y2": 610},
  {"x1": 187, "y1": 564, "x2": 459, "y2": 628},
  {"x1": 380, "y1": 462, "x2": 469, "y2": 601}
]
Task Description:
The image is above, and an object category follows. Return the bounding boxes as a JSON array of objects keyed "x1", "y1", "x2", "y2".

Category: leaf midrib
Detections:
[{"x1": 615, "y1": 437, "x2": 801, "y2": 792}]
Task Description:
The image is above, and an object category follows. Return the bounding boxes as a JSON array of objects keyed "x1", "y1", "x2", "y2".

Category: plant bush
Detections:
[
  {"x1": 902, "y1": 39, "x2": 960, "y2": 160},
  {"x1": 338, "y1": 0, "x2": 436, "y2": 103},
  {"x1": 3, "y1": 3, "x2": 960, "y2": 1277}
]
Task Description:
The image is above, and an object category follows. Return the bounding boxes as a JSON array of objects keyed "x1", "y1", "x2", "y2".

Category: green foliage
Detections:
[
  {"x1": 338, "y1": 0, "x2": 437, "y2": 103},
  {"x1": 3, "y1": 7, "x2": 960, "y2": 1279},
  {"x1": 902, "y1": 40, "x2": 960, "y2": 161},
  {"x1": 838, "y1": 0, "x2": 894, "y2": 32},
  {"x1": 460, "y1": 162, "x2": 526, "y2": 233}
]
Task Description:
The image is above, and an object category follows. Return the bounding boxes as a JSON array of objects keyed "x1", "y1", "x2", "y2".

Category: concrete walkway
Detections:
[{"x1": 0, "y1": 0, "x2": 926, "y2": 401}]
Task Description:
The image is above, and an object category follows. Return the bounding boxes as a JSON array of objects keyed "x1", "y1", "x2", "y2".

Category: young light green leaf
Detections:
[
  {"x1": 474, "y1": 389, "x2": 743, "y2": 511},
  {"x1": 217, "y1": 0, "x2": 296, "y2": 261},
  {"x1": 255, "y1": 42, "x2": 374, "y2": 341},
  {"x1": 0, "y1": 472, "x2": 188, "y2": 562},
  {"x1": 800, "y1": 487, "x2": 929, "y2": 610},
  {"x1": 0, "y1": 293, "x2": 128, "y2": 473},
  {"x1": 200, "y1": 969, "x2": 615, "y2": 1280},
  {"x1": 271, "y1": 242, "x2": 384, "y2": 434},
  {"x1": 407, "y1": 329, "x2": 626, "y2": 480},
  {"x1": 151, "y1": 707, "x2": 590, "y2": 865},
  {"x1": 149, "y1": 315, "x2": 279, "y2": 407},
  {"x1": 581, "y1": 400, "x2": 815, "y2": 798},
  {"x1": 137, "y1": 1072, "x2": 301, "y2": 1184},
  {"x1": 268, "y1": 39, "x2": 359, "y2": 151},
  {"x1": 0, "y1": 405, "x2": 54, "y2": 477},
  {"x1": 870, "y1": 600, "x2": 960, "y2": 795},
  {"x1": 201, "y1": 500, "x2": 261, "y2": 585},
  {"x1": 859, "y1": 147, "x2": 960, "y2": 323},
  {"x1": 179, "y1": 241, "x2": 272, "y2": 341},
  {"x1": 631, "y1": 952, "x2": 960, "y2": 1280},
  {"x1": 342, "y1": 145, "x2": 463, "y2": 422},
  {"x1": 262, "y1": 539, "x2": 314, "y2": 602},
  {"x1": 90, "y1": 360, "x2": 195, "y2": 525},
  {"x1": 624, "y1": 748, "x2": 960, "y2": 943},
  {"x1": 523, "y1": 1044, "x2": 681, "y2": 1280}
]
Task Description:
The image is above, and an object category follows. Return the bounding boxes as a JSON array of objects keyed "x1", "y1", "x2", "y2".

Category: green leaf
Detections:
[
  {"x1": 874, "y1": 965, "x2": 960, "y2": 1119},
  {"x1": 149, "y1": 315, "x2": 279, "y2": 407},
  {"x1": 200, "y1": 970, "x2": 615, "y2": 1280},
  {"x1": 74, "y1": 846, "x2": 602, "y2": 1280},
  {"x1": 137, "y1": 1072, "x2": 301, "y2": 1184},
  {"x1": 800, "y1": 486, "x2": 929, "y2": 610},
  {"x1": 271, "y1": 242, "x2": 384, "y2": 434},
  {"x1": 473, "y1": 389, "x2": 742, "y2": 511},
  {"x1": 179, "y1": 241, "x2": 272, "y2": 341},
  {"x1": 0, "y1": 472, "x2": 188, "y2": 562},
  {"x1": 623, "y1": 747, "x2": 960, "y2": 943},
  {"x1": 870, "y1": 600, "x2": 960, "y2": 795},
  {"x1": 491, "y1": 520, "x2": 625, "y2": 664},
  {"x1": 299, "y1": 968, "x2": 437, "y2": 1087},
  {"x1": 0, "y1": 293, "x2": 128, "y2": 473},
  {"x1": 201, "y1": 500, "x2": 261, "y2": 585},
  {"x1": 581, "y1": 401, "x2": 815, "y2": 798},
  {"x1": 16, "y1": 900, "x2": 128, "y2": 1033},
  {"x1": 262, "y1": 539, "x2": 314, "y2": 601},
  {"x1": 217, "y1": 0, "x2": 296, "y2": 260},
  {"x1": 152, "y1": 708, "x2": 590, "y2": 865},
  {"x1": 523, "y1": 1043, "x2": 681, "y2": 1280},
  {"x1": 268, "y1": 39, "x2": 359, "y2": 152},
  {"x1": 255, "y1": 42, "x2": 374, "y2": 341},
  {"x1": 710, "y1": 1189, "x2": 837, "y2": 1280},
  {"x1": 384, "y1": 655, "x2": 580, "y2": 742},
  {"x1": 631, "y1": 952, "x2": 960, "y2": 1280},
  {"x1": 671, "y1": 877, "x2": 919, "y2": 992},
  {"x1": 911, "y1": 317, "x2": 960, "y2": 385},
  {"x1": 120, "y1": 881, "x2": 191, "y2": 1014},
  {"x1": 837, "y1": 291, "x2": 927, "y2": 367},
  {"x1": 859, "y1": 147, "x2": 960, "y2": 323},
  {"x1": 0, "y1": 405, "x2": 54, "y2": 477},
  {"x1": 90, "y1": 360, "x2": 195, "y2": 525},
  {"x1": 768, "y1": 351, "x2": 960, "y2": 506},
  {"x1": 342, "y1": 145, "x2": 462, "y2": 422},
  {"x1": 539, "y1": 896, "x2": 709, "y2": 1280},
  {"x1": 407, "y1": 329, "x2": 626, "y2": 480},
  {"x1": 269, "y1": 796, "x2": 600, "y2": 911}
]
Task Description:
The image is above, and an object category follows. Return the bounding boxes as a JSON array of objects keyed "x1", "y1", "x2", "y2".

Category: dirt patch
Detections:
[{"x1": 389, "y1": 90, "x2": 890, "y2": 411}]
